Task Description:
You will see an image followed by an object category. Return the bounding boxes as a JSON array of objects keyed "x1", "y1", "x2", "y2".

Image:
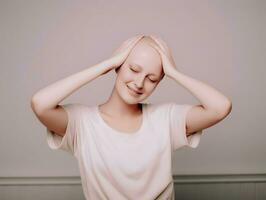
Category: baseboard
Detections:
[{"x1": 0, "y1": 174, "x2": 265, "y2": 185}]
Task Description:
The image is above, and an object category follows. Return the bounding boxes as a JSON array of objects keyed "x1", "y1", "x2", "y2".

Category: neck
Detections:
[{"x1": 99, "y1": 88, "x2": 142, "y2": 118}]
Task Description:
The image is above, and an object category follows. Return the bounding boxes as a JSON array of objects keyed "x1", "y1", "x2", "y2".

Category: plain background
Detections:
[{"x1": 0, "y1": 0, "x2": 265, "y2": 178}]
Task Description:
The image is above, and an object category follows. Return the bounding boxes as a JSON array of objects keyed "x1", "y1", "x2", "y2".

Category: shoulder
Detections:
[
  {"x1": 145, "y1": 101, "x2": 192, "y2": 116},
  {"x1": 145, "y1": 101, "x2": 174, "y2": 110},
  {"x1": 144, "y1": 101, "x2": 174, "y2": 118}
]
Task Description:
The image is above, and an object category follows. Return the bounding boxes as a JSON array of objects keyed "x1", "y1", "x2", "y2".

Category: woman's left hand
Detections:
[{"x1": 149, "y1": 34, "x2": 178, "y2": 77}]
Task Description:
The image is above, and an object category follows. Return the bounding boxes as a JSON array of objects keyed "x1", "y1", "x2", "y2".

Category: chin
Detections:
[
  {"x1": 123, "y1": 95, "x2": 140, "y2": 104},
  {"x1": 116, "y1": 81, "x2": 147, "y2": 103},
  {"x1": 123, "y1": 92, "x2": 143, "y2": 104}
]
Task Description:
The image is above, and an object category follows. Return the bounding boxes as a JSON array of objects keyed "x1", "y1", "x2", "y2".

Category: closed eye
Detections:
[
  {"x1": 130, "y1": 68, "x2": 158, "y2": 83},
  {"x1": 130, "y1": 68, "x2": 137, "y2": 72}
]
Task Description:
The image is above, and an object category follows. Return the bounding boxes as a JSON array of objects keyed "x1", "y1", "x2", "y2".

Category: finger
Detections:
[
  {"x1": 148, "y1": 39, "x2": 163, "y2": 52},
  {"x1": 119, "y1": 35, "x2": 144, "y2": 53},
  {"x1": 124, "y1": 35, "x2": 144, "y2": 51},
  {"x1": 125, "y1": 34, "x2": 145, "y2": 44},
  {"x1": 150, "y1": 34, "x2": 168, "y2": 48},
  {"x1": 112, "y1": 35, "x2": 144, "y2": 55},
  {"x1": 118, "y1": 35, "x2": 143, "y2": 51},
  {"x1": 148, "y1": 42, "x2": 167, "y2": 58},
  {"x1": 149, "y1": 35, "x2": 167, "y2": 54},
  {"x1": 128, "y1": 34, "x2": 145, "y2": 45},
  {"x1": 112, "y1": 38, "x2": 137, "y2": 55},
  {"x1": 149, "y1": 35, "x2": 170, "y2": 55}
]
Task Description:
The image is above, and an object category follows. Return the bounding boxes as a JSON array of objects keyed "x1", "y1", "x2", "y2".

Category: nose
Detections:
[{"x1": 135, "y1": 75, "x2": 145, "y2": 89}]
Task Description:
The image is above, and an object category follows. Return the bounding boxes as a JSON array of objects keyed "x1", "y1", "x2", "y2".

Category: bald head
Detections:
[
  {"x1": 131, "y1": 36, "x2": 161, "y2": 62},
  {"x1": 122, "y1": 36, "x2": 164, "y2": 79}
]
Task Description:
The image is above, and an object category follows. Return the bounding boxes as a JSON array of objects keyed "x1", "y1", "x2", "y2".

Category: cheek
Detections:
[
  {"x1": 116, "y1": 71, "x2": 132, "y2": 90},
  {"x1": 119, "y1": 69, "x2": 135, "y2": 82},
  {"x1": 124, "y1": 72, "x2": 133, "y2": 81},
  {"x1": 118, "y1": 68, "x2": 140, "y2": 82}
]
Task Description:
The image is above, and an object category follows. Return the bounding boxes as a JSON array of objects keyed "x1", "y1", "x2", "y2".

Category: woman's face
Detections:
[{"x1": 115, "y1": 36, "x2": 165, "y2": 104}]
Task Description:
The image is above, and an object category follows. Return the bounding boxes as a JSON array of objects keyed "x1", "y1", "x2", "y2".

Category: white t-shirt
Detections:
[{"x1": 46, "y1": 102, "x2": 203, "y2": 200}]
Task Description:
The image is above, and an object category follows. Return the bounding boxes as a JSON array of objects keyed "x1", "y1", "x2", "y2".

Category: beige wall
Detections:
[{"x1": 0, "y1": 0, "x2": 265, "y2": 179}]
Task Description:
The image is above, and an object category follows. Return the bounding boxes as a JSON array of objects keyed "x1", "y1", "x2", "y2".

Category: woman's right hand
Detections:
[{"x1": 102, "y1": 34, "x2": 145, "y2": 75}]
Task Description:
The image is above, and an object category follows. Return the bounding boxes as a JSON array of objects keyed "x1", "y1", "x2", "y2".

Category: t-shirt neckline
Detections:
[{"x1": 95, "y1": 103, "x2": 146, "y2": 137}]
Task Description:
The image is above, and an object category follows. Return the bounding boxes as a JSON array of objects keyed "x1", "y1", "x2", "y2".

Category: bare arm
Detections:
[
  {"x1": 31, "y1": 34, "x2": 145, "y2": 113},
  {"x1": 31, "y1": 60, "x2": 111, "y2": 114},
  {"x1": 30, "y1": 60, "x2": 113, "y2": 137},
  {"x1": 30, "y1": 34, "x2": 145, "y2": 136}
]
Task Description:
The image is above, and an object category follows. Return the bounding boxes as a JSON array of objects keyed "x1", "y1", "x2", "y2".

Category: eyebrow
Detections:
[{"x1": 131, "y1": 62, "x2": 158, "y2": 77}]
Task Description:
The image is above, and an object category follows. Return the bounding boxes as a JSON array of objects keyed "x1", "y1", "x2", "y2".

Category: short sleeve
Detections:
[
  {"x1": 46, "y1": 103, "x2": 86, "y2": 155},
  {"x1": 168, "y1": 102, "x2": 203, "y2": 151}
]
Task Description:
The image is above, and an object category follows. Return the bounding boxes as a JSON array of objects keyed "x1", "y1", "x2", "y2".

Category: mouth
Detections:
[{"x1": 127, "y1": 85, "x2": 143, "y2": 96}]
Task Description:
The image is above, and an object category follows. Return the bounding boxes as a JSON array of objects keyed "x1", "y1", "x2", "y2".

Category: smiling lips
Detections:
[{"x1": 127, "y1": 85, "x2": 142, "y2": 96}]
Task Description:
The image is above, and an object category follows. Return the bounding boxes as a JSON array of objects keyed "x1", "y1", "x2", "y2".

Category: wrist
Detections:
[{"x1": 98, "y1": 59, "x2": 115, "y2": 75}]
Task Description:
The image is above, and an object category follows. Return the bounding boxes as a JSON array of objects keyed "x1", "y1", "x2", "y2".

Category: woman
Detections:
[{"x1": 31, "y1": 34, "x2": 232, "y2": 200}]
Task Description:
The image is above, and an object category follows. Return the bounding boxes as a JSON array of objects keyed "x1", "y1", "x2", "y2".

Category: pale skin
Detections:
[
  {"x1": 148, "y1": 35, "x2": 232, "y2": 136},
  {"x1": 31, "y1": 34, "x2": 232, "y2": 137}
]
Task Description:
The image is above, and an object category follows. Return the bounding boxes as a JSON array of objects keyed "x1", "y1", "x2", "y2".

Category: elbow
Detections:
[
  {"x1": 217, "y1": 100, "x2": 232, "y2": 119},
  {"x1": 30, "y1": 97, "x2": 40, "y2": 115},
  {"x1": 224, "y1": 99, "x2": 232, "y2": 114},
  {"x1": 30, "y1": 95, "x2": 44, "y2": 115}
]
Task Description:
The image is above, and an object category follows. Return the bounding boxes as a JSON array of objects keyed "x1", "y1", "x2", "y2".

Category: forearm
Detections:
[
  {"x1": 31, "y1": 60, "x2": 111, "y2": 114},
  {"x1": 170, "y1": 70, "x2": 232, "y2": 115}
]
